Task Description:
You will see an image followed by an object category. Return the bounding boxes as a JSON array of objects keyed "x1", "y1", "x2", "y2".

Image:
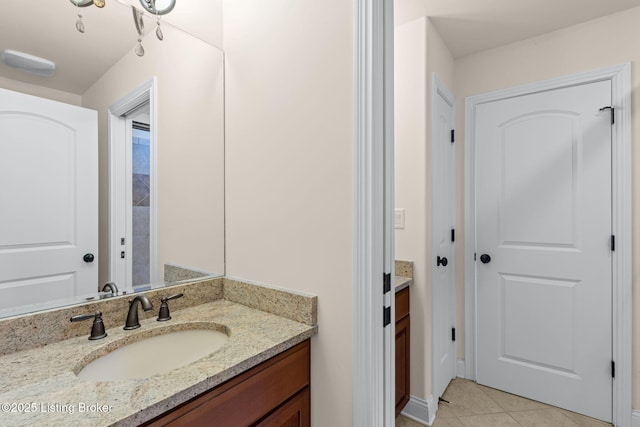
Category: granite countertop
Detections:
[
  {"x1": 0, "y1": 299, "x2": 317, "y2": 426},
  {"x1": 395, "y1": 276, "x2": 412, "y2": 292}
]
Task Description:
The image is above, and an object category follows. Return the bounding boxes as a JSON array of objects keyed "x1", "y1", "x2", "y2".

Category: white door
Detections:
[
  {"x1": 0, "y1": 88, "x2": 98, "y2": 310},
  {"x1": 475, "y1": 81, "x2": 612, "y2": 421},
  {"x1": 432, "y1": 79, "x2": 456, "y2": 400}
]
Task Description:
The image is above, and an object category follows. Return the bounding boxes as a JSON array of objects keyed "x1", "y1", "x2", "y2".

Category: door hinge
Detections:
[
  {"x1": 612, "y1": 360, "x2": 615, "y2": 378},
  {"x1": 474, "y1": 252, "x2": 477, "y2": 261},
  {"x1": 383, "y1": 273, "x2": 391, "y2": 294},
  {"x1": 452, "y1": 327, "x2": 456, "y2": 342},
  {"x1": 611, "y1": 235, "x2": 615, "y2": 252},
  {"x1": 450, "y1": 129, "x2": 455, "y2": 143},
  {"x1": 451, "y1": 229, "x2": 455, "y2": 242},
  {"x1": 599, "y1": 106, "x2": 615, "y2": 125},
  {"x1": 383, "y1": 306, "x2": 391, "y2": 327}
]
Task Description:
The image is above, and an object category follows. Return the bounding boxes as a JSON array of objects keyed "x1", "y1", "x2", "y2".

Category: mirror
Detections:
[{"x1": 0, "y1": 0, "x2": 224, "y2": 317}]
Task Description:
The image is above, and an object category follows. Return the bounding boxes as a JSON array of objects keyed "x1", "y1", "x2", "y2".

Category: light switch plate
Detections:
[{"x1": 394, "y1": 209, "x2": 405, "y2": 229}]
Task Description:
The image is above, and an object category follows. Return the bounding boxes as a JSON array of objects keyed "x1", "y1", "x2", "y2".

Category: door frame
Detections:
[
  {"x1": 353, "y1": 0, "x2": 395, "y2": 425},
  {"x1": 431, "y1": 73, "x2": 457, "y2": 401},
  {"x1": 108, "y1": 78, "x2": 158, "y2": 294},
  {"x1": 464, "y1": 63, "x2": 631, "y2": 426}
]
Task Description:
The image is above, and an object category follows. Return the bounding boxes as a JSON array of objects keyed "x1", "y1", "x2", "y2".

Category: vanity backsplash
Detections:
[{"x1": 0, "y1": 277, "x2": 317, "y2": 357}]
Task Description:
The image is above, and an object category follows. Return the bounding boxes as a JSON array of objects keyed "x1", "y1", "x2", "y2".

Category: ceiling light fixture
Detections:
[
  {"x1": 0, "y1": 50, "x2": 56, "y2": 77},
  {"x1": 69, "y1": 0, "x2": 175, "y2": 15},
  {"x1": 138, "y1": 0, "x2": 176, "y2": 15},
  {"x1": 70, "y1": 0, "x2": 94, "y2": 6},
  {"x1": 69, "y1": 0, "x2": 176, "y2": 54}
]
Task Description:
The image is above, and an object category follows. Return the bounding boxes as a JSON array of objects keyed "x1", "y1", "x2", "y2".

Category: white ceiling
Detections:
[
  {"x1": 395, "y1": 0, "x2": 640, "y2": 58},
  {"x1": 0, "y1": 0, "x2": 135, "y2": 94},
  {"x1": 5, "y1": 1, "x2": 640, "y2": 94},
  {"x1": 0, "y1": 0, "x2": 222, "y2": 95}
]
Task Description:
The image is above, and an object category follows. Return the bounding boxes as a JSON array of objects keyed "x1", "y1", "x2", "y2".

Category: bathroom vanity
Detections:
[
  {"x1": 395, "y1": 285, "x2": 410, "y2": 417},
  {"x1": 0, "y1": 278, "x2": 317, "y2": 426},
  {"x1": 395, "y1": 261, "x2": 413, "y2": 417},
  {"x1": 144, "y1": 340, "x2": 310, "y2": 426}
]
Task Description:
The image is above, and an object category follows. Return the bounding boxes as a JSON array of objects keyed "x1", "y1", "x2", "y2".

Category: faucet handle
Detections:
[
  {"x1": 70, "y1": 311, "x2": 107, "y2": 340},
  {"x1": 157, "y1": 293, "x2": 184, "y2": 322}
]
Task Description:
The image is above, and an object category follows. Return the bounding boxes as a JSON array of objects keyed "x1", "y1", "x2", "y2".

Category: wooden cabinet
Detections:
[
  {"x1": 255, "y1": 387, "x2": 310, "y2": 427},
  {"x1": 143, "y1": 340, "x2": 310, "y2": 427},
  {"x1": 395, "y1": 287, "x2": 410, "y2": 417}
]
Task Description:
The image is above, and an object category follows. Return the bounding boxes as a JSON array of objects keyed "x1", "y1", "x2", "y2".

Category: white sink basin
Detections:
[{"x1": 77, "y1": 328, "x2": 229, "y2": 381}]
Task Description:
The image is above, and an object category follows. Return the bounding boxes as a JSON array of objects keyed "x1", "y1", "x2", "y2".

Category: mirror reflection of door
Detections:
[
  {"x1": 130, "y1": 118, "x2": 151, "y2": 286},
  {"x1": 120, "y1": 101, "x2": 155, "y2": 289},
  {"x1": 0, "y1": 88, "x2": 98, "y2": 311},
  {"x1": 109, "y1": 84, "x2": 158, "y2": 294}
]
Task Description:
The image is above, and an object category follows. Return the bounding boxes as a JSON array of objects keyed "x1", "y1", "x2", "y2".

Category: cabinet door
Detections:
[
  {"x1": 254, "y1": 387, "x2": 310, "y2": 427},
  {"x1": 143, "y1": 341, "x2": 310, "y2": 427},
  {"x1": 395, "y1": 315, "x2": 410, "y2": 416}
]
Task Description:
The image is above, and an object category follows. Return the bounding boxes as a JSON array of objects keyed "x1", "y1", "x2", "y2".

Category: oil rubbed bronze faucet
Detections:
[
  {"x1": 101, "y1": 282, "x2": 119, "y2": 296},
  {"x1": 70, "y1": 311, "x2": 107, "y2": 340},
  {"x1": 124, "y1": 294, "x2": 153, "y2": 330}
]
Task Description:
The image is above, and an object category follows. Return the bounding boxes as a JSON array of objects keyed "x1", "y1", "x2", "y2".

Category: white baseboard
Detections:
[
  {"x1": 401, "y1": 395, "x2": 436, "y2": 426},
  {"x1": 456, "y1": 359, "x2": 466, "y2": 379},
  {"x1": 632, "y1": 409, "x2": 640, "y2": 427}
]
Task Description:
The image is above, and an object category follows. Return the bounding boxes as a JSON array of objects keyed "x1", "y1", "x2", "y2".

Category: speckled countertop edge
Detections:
[
  {"x1": 0, "y1": 300, "x2": 317, "y2": 427},
  {"x1": 395, "y1": 276, "x2": 412, "y2": 292},
  {"x1": 395, "y1": 260, "x2": 413, "y2": 292},
  {"x1": 395, "y1": 260, "x2": 413, "y2": 278}
]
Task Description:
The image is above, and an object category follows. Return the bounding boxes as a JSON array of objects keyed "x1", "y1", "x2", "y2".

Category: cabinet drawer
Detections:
[
  {"x1": 396, "y1": 287, "x2": 409, "y2": 322},
  {"x1": 145, "y1": 340, "x2": 310, "y2": 427}
]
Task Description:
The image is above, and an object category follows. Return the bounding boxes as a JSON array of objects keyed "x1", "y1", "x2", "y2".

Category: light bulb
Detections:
[{"x1": 93, "y1": 0, "x2": 105, "y2": 8}]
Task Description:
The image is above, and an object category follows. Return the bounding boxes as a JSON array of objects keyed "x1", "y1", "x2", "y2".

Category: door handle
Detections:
[
  {"x1": 437, "y1": 256, "x2": 448, "y2": 267},
  {"x1": 480, "y1": 254, "x2": 491, "y2": 264},
  {"x1": 83, "y1": 253, "x2": 95, "y2": 263}
]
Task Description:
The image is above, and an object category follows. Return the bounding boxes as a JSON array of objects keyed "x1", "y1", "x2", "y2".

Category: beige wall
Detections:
[
  {"x1": 0, "y1": 76, "x2": 81, "y2": 106},
  {"x1": 454, "y1": 6, "x2": 640, "y2": 408},
  {"x1": 162, "y1": 0, "x2": 224, "y2": 49},
  {"x1": 394, "y1": 17, "x2": 455, "y2": 401},
  {"x1": 395, "y1": 17, "x2": 429, "y2": 400},
  {"x1": 223, "y1": 0, "x2": 354, "y2": 424},
  {"x1": 82, "y1": 25, "x2": 225, "y2": 286}
]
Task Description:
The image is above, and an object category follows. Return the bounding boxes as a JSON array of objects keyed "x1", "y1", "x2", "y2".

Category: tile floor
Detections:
[{"x1": 396, "y1": 378, "x2": 613, "y2": 427}]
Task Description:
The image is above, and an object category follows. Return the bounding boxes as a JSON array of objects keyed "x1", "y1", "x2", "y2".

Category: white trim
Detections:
[
  {"x1": 401, "y1": 395, "x2": 435, "y2": 426},
  {"x1": 433, "y1": 74, "x2": 456, "y2": 107},
  {"x1": 108, "y1": 110, "x2": 126, "y2": 287},
  {"x1": 611, "y1": 64, "x2": 632, "y2": 427},
  {"x1": 382, "y1": 0, "x2": 395, "y2": 424},
  {"x1": 456, "y1": 359, "x2": 466, "y2": 379},
  {"x1": 464, "y1": 63, "x2": 632, "y2": 427},
  {"x1": 464, "y1": 86, "x2": 477, "y2": 381},
  {"x1": 631, "y1": 410, "x2": 640, "y2": 427},
  {"x1": 352, "y1": 0, "x2": 389, "y2": 426},
  {"x1": 108, "y1": 78, "x2": 158, "y2": 293}
]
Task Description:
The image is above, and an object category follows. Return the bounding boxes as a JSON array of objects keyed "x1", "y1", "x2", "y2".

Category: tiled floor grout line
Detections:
[
  {"x1": 398, "y1": 378, "x2": 611, "y2": 426},
  {"x1": 473, "y1": 385, "x2": 529, "y2": 426}
]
